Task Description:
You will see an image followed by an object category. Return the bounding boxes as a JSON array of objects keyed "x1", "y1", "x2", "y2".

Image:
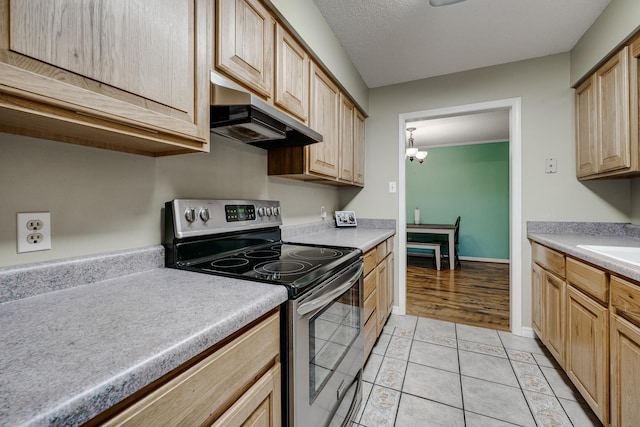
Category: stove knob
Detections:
[
  {"x1": 199, "y1": 208, "x2": 210, "y2": 222},
  {"x1": 273, "y1": 207, "x2": 280, "y2": 216},
  {"x1": 184, "y1": 208, "x2": 196, "y2": 223},
  {"x1": 265, "y1": 207, "x2": 273, "y2": 216},
  {"x1": 257, "y1": 207, "x2": 266, "y2": 217}
]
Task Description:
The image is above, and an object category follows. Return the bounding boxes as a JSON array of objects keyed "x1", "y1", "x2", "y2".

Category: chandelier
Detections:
[{"x1": 405, "y1": 127, "x2": 428, "y2": 163}]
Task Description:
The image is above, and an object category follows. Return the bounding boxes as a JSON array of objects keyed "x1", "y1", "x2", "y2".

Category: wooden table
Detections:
[{"x1": 407, "y1": 223, "x2": 456, "y2": 270}]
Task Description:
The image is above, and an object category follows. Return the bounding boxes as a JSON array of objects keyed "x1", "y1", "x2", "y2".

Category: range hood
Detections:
[{"x1": 210, "y1": 72, "x2": 322, "y2": 149}]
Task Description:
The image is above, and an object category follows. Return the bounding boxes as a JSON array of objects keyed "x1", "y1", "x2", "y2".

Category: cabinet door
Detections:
[
  {"x1": 275, "y1": 24, "x2": 309, "y2": 122},
  {"x1": 1, "y1": 0, "x2": 209, "y2": 153},
  {"x1": 308, "y1": 63, "x2": 340, "y2": 178},
  {"x1": 565, "y1": 285, "x2": 608, "y2": 425},
  {"x1": 211, "y1": 363, "x2": 281, "y2": 427},
  {"x1": 596, "y1": 48, "x2": 630, "y2": 173},
  {"x1": 543, "y1": 271, "x2": 566, "y2": 366},
  {"x1": 610, "y1": 314, "x2": 640, "y2": 427},
  {"x1": 575, "y1": 76, "x2": 598, "y2": 177},
  {"x1": 217, "y1": 0, "x2": 274, "y2": 99},
  {"x1": 376, "y1": 261, "x2": 388, "y2": 332},
  {"x1": 532, "y1": 263, "x2": 543, "y2": 338},
  {"x1": 386, "y1": 252, "x2": 394, "y2": 317},
  {"x1": 354, "y1": 110, "x2": 366, "y2": 186},
  {"x1": 339, "y1": 94, "x2": 355, "y2": 182}
]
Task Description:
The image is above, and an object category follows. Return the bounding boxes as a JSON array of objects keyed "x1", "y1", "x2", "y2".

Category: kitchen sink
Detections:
[{"x1": 577, "y1": 245, "x2": 640, "y2": 267}]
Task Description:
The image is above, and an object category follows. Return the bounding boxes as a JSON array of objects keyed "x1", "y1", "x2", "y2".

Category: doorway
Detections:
[{"x1": 396, "y1": 98, "x2": 525, "y2": 336}]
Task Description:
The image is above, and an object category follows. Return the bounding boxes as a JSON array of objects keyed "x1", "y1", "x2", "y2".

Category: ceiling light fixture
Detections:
[
  {"x1": 406, "y1": 127, "x2": 428, "y2": 163},
  {"x1": 429, "y1": 0, "x2": 468, "y2": 6}
]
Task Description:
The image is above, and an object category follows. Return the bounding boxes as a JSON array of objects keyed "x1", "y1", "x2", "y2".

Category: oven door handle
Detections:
[{"x1": 297, "y1": 262, "x2": 363, "y2": 316}]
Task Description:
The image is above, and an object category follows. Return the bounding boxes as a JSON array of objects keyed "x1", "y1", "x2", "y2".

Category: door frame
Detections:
[{"x1": 397, "y1": 97, "x2": 525, "y2": 336}]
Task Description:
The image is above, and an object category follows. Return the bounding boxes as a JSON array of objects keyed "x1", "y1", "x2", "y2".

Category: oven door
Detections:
[{"x1": 289, "y1": 259, "x2": 364, "y2": 427}]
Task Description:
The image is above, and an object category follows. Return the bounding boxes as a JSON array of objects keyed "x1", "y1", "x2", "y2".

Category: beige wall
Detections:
[
  {"x1": 570, "y1": 0, "x2": 640, "y2": 85},
  {"x1": 342, "y1": 53, "x2": 631, "y2": 328},
  {"x1": 0, "y1": 133, "x2": 341, "y2": 267},
  {"x1": 1, "y1": 0, "x2": 369, "y2": 268}
]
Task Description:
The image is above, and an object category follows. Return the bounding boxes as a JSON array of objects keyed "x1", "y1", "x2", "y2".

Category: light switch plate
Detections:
[
  {"x1": 545, "y1": 158, "x2": 557, "y2": 174},
  {"x1": 389, "y1": 181, "x2": 397, "y2": 193}
]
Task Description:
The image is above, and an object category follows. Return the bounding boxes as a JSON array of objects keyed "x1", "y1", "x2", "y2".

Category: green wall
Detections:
[{"x1": 406, "y1": 142, "x2": 510, "y2": 260}]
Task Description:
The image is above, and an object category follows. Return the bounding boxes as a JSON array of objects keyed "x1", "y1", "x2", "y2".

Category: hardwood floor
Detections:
[{"x1": 406, "y1": 256, "x2": 510, "y2": 331}]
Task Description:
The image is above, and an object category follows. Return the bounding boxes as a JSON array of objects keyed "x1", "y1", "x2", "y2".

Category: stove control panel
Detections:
[{"x1": 167, "y1": 199, "x2": 282, "y2": 239}]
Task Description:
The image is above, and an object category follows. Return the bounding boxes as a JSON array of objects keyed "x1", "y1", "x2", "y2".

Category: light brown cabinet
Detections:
[
  {"x1": 339, "y1": 94, "x2": 355, "y2": 182},
  {"x1": 542, "y1": 270, "x2": 566, "y2": 365},
  {"x1": 0, "y1": 0, "x2": 210, "y2": 156},
  {"x1": 610, "y1": 275, "x2": 640, "y2": 427},
  {"x1": 363, "y1": 237, "x2": 394, "y2": 360},
  {"x1": 531, "y1": 242, "x2": 566, "y2": 366},
  {"x1": 308, "y1": 63, "x2": 341, "y2": 178},
  {"x1": 532, "y1": 262, "x2": 544, "y2": 337},
  {"x1": 574, "y1": 31, "x2": 640, "y2": 179},
  {"x1": 95, "y1": 312, "x2": 281, "y2": 427},
  {"x1": 530, "y1": 241, "x2": 640, "y2": 426},
  {"x1": 275, "y1": 24, "x2": 309, "y2": 123},
  {"x1": 216, "y1": 0, "x2": 274, "y2": 99},
  {"x1": 354, "y1": 110, "x2": 366, "y2": 186}
]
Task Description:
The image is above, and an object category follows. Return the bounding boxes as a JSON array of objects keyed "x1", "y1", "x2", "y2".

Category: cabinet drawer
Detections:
[
  {"x1": 364, "y1": 270, "x2": 377, "y2": 299},
  {"x1": 611, "y1": 275, "x2": 640, "y2": 328},
  {"x1": 532, "y1": 242, "x2": 565, "y2": 278},
  {"x1": 364, "y1": 249, "x2": 377, "y2": 276},
  {"x1": 376, "y1": 242, "x2": 388, "y2": 264},
  {"x1": 364, "y1": 289, "x2": 377, "y2": 322},
  {"x1": 567, "y1": 258, "x2": 608, "y2": 304},
  {"x1": 102, "y1": 312, "x2": 280, "y2": 426}
]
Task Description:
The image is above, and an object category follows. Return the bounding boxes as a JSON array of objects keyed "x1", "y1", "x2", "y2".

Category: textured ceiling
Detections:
[
  {"x1": 408, "y1": 110, "x2": 510, "y2": 148},
  {"x1": 313, "y1": 0, "x2": 611, "y2": 88}
]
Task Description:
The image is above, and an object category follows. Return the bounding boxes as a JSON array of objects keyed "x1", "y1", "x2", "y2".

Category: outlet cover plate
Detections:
[{"x1": 17, "y1": 212, "x2": 51, "y2": 253}]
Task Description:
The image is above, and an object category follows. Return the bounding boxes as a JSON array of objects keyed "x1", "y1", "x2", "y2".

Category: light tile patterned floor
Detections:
[{"x1": 353, "y1": 314, "x2": 603, "y2": 427}]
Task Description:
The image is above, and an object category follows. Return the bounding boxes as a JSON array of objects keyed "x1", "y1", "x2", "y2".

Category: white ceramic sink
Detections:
[{"x1": 577, "y1": 245, "x2": 640, "y2": 267}]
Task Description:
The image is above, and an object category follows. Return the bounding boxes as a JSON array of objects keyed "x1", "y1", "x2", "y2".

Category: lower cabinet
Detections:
[
  {"x1": 363, "y1": 237, "x2": 394, "y2": 360},
  {"x1": 565, "y1": 285, "x2": 608, "y2": 423},
  {"x1": 610, "y1": 275, "x2": 640, "y2": 427},
  {"x1": 532, "y1": 243, "x2": 610, "y2": 425},
  {"x1": 542, "y1": 270, "x2": 566, "y2": 366},
  {"x1": 95, "y1": 311, "x2": 281, "y2": 427}
]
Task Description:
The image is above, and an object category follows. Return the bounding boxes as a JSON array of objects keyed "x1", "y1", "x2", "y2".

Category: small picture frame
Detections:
[{"x1": 335, "y1": 210, "x2": 357, "y2": 227}]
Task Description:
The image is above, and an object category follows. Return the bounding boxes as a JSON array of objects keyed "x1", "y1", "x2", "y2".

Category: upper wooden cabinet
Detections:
[
  {"x1": 575, "y1": 34, "x2": 640, "y2": 179},
  {"x1": 275, "y1": 24, "x2": 309, "y2": 123},
  {"x1": 214, "y1": 0, "x2": 366, "y2": 186},
  {"x1": 216, "y1": 0, "x2": 274, "y2": 99},
  {"x1": 0, "y1": 0, "x2": 210, "y2": 156},
  {"x1": 308, "y1": 64, "x2": 341, "y2": 178},
  {"x1": 354, "y1": 110, "x2": 366, "y2": 186},
  {"x1": 339, "y1": 94, "x2": 355, "y2": 182}
]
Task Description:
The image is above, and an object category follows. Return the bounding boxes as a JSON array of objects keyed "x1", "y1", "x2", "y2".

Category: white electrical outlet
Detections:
[{"x1": 17, "y1": 212, "x2": 51, "y2": 253}]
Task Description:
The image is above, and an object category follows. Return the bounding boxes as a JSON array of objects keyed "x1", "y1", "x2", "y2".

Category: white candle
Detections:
[{"x1": 414, "y1": 208, "x2": 420, "y2": 224}]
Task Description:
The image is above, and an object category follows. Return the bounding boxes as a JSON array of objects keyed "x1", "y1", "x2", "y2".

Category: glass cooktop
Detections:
[{"x1": 183, "y1": 242, "x2": 362, "y2": 297}]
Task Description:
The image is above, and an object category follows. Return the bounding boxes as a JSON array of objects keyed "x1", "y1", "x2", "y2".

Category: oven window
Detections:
[{"x1": 308, "y1": 281, "x2": 360, "y2": 401}]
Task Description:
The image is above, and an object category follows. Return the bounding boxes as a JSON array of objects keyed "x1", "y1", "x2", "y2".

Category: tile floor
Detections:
[{"x1": 353, "y1": 314, "x2": 603, "y2": 427}]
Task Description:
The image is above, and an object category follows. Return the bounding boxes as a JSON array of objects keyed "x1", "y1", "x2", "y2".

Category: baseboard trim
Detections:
[
  {"x1": 518, "y1": 326, "x2": 536, "y2": 338},
  {"x1": 407, "y1": 253, "x2": 510, "y2": 264}
]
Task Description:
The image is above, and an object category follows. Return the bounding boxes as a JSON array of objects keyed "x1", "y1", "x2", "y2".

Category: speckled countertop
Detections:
[
  {"x1": 282, "y1": 218, "x2": 396, "y2": 252},
  {"x1": 527, "y1": 221, "x2": 640, "y2": 282},
  {"x1": 0, "y1": 247, "x2": 287, "y2": 427}
]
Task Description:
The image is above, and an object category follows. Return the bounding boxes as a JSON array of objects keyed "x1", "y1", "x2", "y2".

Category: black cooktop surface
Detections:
[{"x1": 182, "y1": 242, "x2": 362, "y2": 297}]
